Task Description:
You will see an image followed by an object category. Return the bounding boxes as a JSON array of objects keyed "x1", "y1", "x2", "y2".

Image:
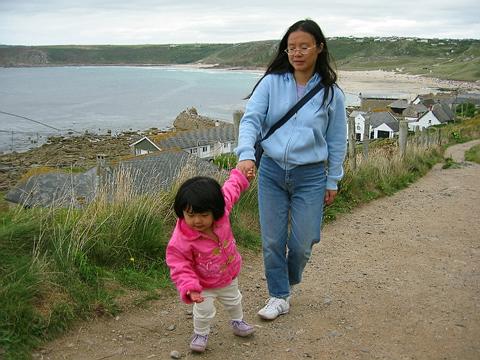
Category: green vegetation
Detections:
[
  {"x1": 1, "y1": 37, "x2": 479, "y2": 81},
  {"x1": 465, "y1": 144, "x2": 480, "y2": 163},
  {"x1": 456, "y1": 102, "x2": 478, "y2": 118},
  {"x1": 325, "y1": 116, "x2": 480, "y2": 220},
  {"x1": 1, "y1": 117, "x2": 479, "y2": 358}
]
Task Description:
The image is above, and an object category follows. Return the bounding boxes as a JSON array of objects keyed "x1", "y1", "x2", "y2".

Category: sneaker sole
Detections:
[
  {"x1": 233, "y1": 328, "x2": 256, "y2": 337},
  {"x1": 257, "y1": 308, "x2": 289, "y2": 320},
  {"x1": 190, "y1": 345, "x2": 206, "y2": 353}
]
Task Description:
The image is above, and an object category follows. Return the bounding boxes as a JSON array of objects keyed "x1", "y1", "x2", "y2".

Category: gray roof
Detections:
[
  {"x1": 157, "y1": 124, "x2": 235, "y2": 150},
  {"x1": 348, "y1": 110, "x2": 367, "y2": 118},
  {"x1": 388, "y1": 99, "x2": 409, "y2": 109},
  {"x1": 365, "y1": 112, "x2": 399, "y2": 132},
  {"x1": 5, "y1": 168, "x2": 97, "y2": 208},
  {"x1": 107, "y1": 151, "x2": 223, "y2": 195},
  {"x1": 402, "y1": 103, "x2": 428, "y2": 117},
  {"x1": 431, "y1": 103, "x2": 454, "y2": 123},
  {"x1": 5, "y1": 151, "x2": 224, "y2": 207}
]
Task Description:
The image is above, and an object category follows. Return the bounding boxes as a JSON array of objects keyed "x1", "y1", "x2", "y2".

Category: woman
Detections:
[{"x1": 235, "y1": 19, "x2": 347, "y2": 320}]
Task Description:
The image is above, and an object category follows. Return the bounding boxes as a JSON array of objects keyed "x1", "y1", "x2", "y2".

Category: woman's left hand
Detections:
[{"x1": 324, "y1": 189, "x2": 337, "y2": 206}]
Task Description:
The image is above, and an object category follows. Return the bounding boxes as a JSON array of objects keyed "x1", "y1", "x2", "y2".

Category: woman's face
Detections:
[{"x1": 286, "y1": 30, "x2": 322, "y2": 76}]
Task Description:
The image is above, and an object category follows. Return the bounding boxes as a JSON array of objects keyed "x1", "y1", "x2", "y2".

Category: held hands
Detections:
[
  {"x1": 236, "y1": 159, "x2": 256, "y2": 181},
  {"x1": 188, "y1": 291, "x2": 204, "y2": 303}
]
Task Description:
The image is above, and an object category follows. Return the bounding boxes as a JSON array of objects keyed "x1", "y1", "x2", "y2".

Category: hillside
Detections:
[{"x1": 0, "y1": 37, "x2": 479, "y2": 81}]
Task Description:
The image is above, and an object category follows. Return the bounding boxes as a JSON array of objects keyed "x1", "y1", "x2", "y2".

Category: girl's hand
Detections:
[
  {"x1": 246, "y1": 168, "x2": 256, "y2": 181},
  {"x1": 188, "y1": 291, "x2": 204, "y2": 303},
  {"x1": 237, "y1": 159, "x2": 256, "y2": 181}
]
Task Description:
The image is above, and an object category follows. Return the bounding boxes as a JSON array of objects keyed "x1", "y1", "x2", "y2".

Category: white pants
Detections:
[{"x1": 193, "y1": 278, "x2": 243, "y2": 335}]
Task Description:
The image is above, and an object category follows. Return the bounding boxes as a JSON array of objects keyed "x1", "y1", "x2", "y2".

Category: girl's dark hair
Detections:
[
  {"x1": 174, "y1": 176, "x2": 225, "y2": 220},
  {"x1": 248, "y1": 19, "x2": 337, "y2": 104}
]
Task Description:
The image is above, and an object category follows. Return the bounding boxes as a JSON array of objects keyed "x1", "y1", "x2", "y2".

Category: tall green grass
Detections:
[
  {"x1": 465, "y1": 144, "x2": 480, "y2": 163},
  {"x1": 0, "y1": 117, "x2": 479, "y2": 358}
]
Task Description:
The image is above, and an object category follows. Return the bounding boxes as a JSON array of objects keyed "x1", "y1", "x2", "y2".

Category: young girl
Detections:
[{"x1": 166, "y1": 169, "x2": 255, "y2": 353}]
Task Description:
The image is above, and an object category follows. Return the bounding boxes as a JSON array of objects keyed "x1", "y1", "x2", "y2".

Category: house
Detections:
[
  {"x1": 351, "y1": 111, "x2": 399, "y2": 141},
  {"x1": 130, "y1": 137, "x2": 161, "y2": 156},
  {"x1": 412, "y1": 93, "x2": 456, "y2": 109},
  {"x1": 5, "y1": 151, "x2": 223, "y2": 208},
  {"x1": 359, "y1": 94, "x2": 402, "y2": 112},
  {"x1": 387, "y1": 99, "x2": 409, "y2": 115},
  {"x1": 130, "y1": 124, "x2": 236, "y2": 160},
  {"x1": 366, "y1": 112, "x2": 399, "y2": 139},
  {"x1": 5, "y1": 168, "x2": 98, "y2": 208},
  {"x1": 402, "y1": 103, "x2": 429, "y2": 120},
  {"x1": 348, "y1": 110, "x2": 367, "y2": 141},
  {"x1": 407, "y1": 103, "x2": 454, "y2": 131}
]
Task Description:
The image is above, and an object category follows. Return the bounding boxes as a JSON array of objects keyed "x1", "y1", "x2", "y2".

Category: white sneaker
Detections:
[{"x1": 257, "y1": 297, "x2": 290, "y2": 320}]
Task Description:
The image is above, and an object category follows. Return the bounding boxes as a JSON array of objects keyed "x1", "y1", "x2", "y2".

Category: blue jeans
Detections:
[{"x1": 258, "y1": 156, "x2": 327, "y2": 299}]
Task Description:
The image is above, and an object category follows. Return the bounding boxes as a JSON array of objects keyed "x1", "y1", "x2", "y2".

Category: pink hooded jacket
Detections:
[{"x1": 166, "y1": 169, "x2": 250, "y2": 304}]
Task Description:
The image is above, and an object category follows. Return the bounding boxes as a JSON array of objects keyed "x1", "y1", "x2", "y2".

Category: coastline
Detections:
[
  {"x1": 190, "y1": 65, "x2": 480, "y2": 98},
  {"x1": 338, "y1": 70, "x2": 480, "y2": 99},
  {"x1": 3, "y1": 63, "x2": 478, "y2": 95}
]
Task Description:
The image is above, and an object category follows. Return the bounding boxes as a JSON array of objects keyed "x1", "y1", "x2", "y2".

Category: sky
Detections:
[{"x1": 1, "y1": 0, "x2": 479, "y2": 46}]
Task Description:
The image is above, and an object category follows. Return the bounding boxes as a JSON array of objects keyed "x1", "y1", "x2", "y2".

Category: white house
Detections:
[
  {"x1": 368, "y1": 112, "x2": 399, "y2": 139},
  {"x1": 129, "y1": 136, "x2": 161, "y2": 156},
  {"x1": 348, "y1": 110, "x2": 367, "y2": 141},
  {"x1": 350, "y1": 111, "x2": 399, "y2": 141},
  {"x1": 407, "y1": 103, "x2": 453, "y2": 131}
]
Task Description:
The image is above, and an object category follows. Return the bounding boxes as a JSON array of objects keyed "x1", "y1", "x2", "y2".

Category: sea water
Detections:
[{"x1": 0, "y1": 66, "x2": 359, "y2": 153}]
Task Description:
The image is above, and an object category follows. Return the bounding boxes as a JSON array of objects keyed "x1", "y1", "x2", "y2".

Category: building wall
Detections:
[
  {"x1": 186, "y1": 141, "x2": 233, "y2": 159},
  {"x1": 133, "y1": 139, "x2": 160, "y2": 156},
  {"x1": 408, "y1": 111, "x2": 441, "y2": 131},
  {"x1": 372, "y1": 123, "x2": 395, "y2": 139}
]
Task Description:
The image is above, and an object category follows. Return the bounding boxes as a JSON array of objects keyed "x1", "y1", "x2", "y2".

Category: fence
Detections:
[{"x1": 347, "y1": 118, "x2": 445, "y2": 171}]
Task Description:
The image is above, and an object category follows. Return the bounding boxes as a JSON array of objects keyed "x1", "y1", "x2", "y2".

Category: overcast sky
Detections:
[{"x1": 1, "y1": 0, "x2": 479, "y2": 45}]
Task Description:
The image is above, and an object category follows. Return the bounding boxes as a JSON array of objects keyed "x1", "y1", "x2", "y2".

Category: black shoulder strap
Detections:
[{"x1": 262, "y1": 81, "x2": 324, "y2": 141}]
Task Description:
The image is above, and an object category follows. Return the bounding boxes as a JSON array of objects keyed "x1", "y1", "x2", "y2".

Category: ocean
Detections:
[{"x1": 0, "y1": 66, "x2": 359, "y2": 153}]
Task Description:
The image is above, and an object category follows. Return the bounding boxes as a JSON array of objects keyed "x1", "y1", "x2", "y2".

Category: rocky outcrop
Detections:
[
  {"x1": 0, "y1": 109, "x2": 226, "y2": 193},
  {"x1": 173, "y1": 107, "x2": 218, "y2": 131},
  {"x1": 0, "y1": 132, "x2": 137, "y2": 192}
]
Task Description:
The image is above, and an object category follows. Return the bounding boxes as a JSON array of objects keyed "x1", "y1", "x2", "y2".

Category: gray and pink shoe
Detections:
[{"x1": 230, "y1": 320, "x2": 255, "y2": 337}]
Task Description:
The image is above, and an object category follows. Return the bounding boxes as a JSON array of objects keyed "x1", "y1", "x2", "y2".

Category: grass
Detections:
[
  {"x1": 465, "y1": 144, "x2": 480, "y2": 163},
  {"x1": 324, "y1": 139, "x2": 443, "y2": 222},
  {"x1": 1, "y1": 117, "x2": 479, "y2": 358}
]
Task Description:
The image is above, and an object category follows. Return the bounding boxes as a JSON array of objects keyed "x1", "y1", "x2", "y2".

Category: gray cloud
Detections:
[{"x1": 0, "y1": 0, "x2": 478, "y2": 45}]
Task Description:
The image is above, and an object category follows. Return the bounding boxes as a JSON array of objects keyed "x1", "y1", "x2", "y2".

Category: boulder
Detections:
[{"x1": 173, "y1": 107, "x2": 217, "y2": 131}]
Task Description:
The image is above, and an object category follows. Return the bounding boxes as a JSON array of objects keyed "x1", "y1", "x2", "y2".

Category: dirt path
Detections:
[{"x1": 34, "y1": 141, "x2": 480, "y2": 360}]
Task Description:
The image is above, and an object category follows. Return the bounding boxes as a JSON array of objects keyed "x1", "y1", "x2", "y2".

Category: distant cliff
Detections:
[{"x1": 1, "y1": 37, "x2": 479, "y2": 81}]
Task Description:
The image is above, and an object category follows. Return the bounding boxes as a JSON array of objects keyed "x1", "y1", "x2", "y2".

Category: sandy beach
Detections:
[
  {"x1": 337, "y1": 70, "x2": 480, "y2": 100},
  {"x1": 190, "y1": 64, "x2": 480, "y2": 99}
]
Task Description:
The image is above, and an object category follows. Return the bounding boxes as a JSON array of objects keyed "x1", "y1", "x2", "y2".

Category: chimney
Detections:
[{"x1": 96, "y1": 153, "x2": 107, "y2": 178}]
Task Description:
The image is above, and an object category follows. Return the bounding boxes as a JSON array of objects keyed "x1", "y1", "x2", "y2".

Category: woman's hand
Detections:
[
  {"x1": 324, "y1": 189, "x2": 337, "y2": 206},
  {"x1": 236, "y1": 160, "x2": 256, "y2": 180}
]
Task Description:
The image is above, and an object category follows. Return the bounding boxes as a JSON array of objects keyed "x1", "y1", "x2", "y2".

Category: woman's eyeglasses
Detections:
[{"x1": 284, "y1": 45, "x2": 317, "y2": 55}]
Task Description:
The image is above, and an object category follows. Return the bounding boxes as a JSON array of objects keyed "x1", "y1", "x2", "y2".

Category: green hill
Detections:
[{"x1": 0, "y1": 37, "x2": 479, "y2": 81}]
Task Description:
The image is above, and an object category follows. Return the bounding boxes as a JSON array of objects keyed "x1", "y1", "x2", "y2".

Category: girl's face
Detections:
[
  {"x1": 286, "y1": 30, "x2": 322, "y2": 76},
  {"x1": 183, "y1": 208, "x2": 215, "y2": 234}
]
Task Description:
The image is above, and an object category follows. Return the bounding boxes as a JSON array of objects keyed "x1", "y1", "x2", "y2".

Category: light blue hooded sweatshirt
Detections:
[{"x1": 235, "y1": 72, "x2": 347, "y2": 190}]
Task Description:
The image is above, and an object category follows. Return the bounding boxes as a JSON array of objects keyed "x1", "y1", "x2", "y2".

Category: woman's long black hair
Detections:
[{"x1": 247, "y1": 19, "x2": 337, "y2": 105}]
